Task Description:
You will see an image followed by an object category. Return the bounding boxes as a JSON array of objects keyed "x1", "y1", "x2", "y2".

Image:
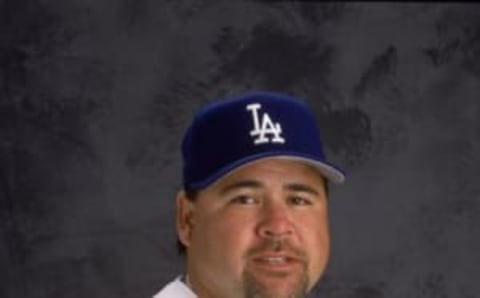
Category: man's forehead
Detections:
[{"x1": 206, "y1": 157, "x2": 327, "y2": 191}]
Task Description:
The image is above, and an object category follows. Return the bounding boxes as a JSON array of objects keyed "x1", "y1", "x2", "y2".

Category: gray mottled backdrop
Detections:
[{"x1": 1, "y1": 1, "x2": 479, "y2": 297}]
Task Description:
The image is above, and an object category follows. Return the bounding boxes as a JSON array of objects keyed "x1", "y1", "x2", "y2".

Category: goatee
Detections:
[{"x1": 242, "y1": 239, "x2": 309, "y2": 298}]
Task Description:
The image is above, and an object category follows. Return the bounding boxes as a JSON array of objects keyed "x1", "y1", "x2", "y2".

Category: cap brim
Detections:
[
  {"x1": 187, "y1": 152, "x2": 345, "y2": 190},
  {"x1": 271, "y1": 155, "x2": 346, "y2": 183}
]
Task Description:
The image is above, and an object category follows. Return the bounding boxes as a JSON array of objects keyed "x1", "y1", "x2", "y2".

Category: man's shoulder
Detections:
[{"x1": 152, "y1": 276, "x2": 197, "y2": 298}]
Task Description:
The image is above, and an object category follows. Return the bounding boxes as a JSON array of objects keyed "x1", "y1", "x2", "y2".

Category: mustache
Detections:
[{"x1": 245, "y1": 239, "x2": 308, "y2": 264}]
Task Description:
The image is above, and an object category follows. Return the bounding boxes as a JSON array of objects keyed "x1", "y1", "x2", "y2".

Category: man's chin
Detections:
[{"x1": 243, "y1": 269, "x2": 308, "y2": 298}]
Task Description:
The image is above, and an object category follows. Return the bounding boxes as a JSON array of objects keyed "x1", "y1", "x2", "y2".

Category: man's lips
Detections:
[
  {"x1": 250, "y1": 253, "x2": 303, "y2": 269},
  {"x1": 246, "y1": 240, "x2": 307, "y2": 272}
]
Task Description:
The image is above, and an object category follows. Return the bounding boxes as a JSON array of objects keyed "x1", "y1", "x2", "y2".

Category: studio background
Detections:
[{"x1": 1, "y1": 1, "x2": 479, "y2": 297}]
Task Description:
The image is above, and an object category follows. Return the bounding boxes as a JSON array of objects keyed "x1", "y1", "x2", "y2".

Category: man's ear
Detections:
[{"x1": 176, "y1": 190, "x2": 195, "y2": 248}]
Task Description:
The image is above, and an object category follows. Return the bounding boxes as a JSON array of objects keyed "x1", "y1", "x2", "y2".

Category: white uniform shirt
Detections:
[{"x1": 153, "y1": 276, "x2": 197, "y2": 298}]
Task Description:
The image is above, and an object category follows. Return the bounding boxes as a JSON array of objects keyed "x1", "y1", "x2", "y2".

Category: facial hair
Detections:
[{"x1": 242, "y1": 240, "x2": 309, "y2": 298}]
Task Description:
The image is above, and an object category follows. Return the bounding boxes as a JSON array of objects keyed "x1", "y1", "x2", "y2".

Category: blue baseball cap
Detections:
[{"x1": 182, "y1": 91, "x2": 345, "y2": 190}]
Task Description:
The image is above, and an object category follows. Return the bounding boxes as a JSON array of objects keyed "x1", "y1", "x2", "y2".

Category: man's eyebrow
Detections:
[
  {"x1": 284, "y1": 183, "x2": 321, "y2": 196},
  {"x1": 219, "y1": 180, "x2": 263, "y2": 195}
]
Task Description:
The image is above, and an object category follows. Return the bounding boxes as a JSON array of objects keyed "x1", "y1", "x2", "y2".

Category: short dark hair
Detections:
[{"x1": 176, "y1": 179, "x2": 329, "y2": 255}]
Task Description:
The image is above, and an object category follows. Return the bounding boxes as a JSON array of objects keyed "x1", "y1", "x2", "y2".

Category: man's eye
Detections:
[
  {"x1": 288, "y1": 196, "x2": 312, "y2": 206},
  {"x1": 230, "y1": 195, "x2": 257, "y2": 205}
]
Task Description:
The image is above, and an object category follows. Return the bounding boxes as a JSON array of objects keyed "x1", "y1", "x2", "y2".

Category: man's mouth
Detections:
[
  {"x1": 247, "y1": 241, "x2": 307, "y2": 273},
  {"x1": 259, "y1": 256, "x2": 289, "y2": 265},
  {"x1": 252, "y1": 254, "x2": 303, "y2": 270}
]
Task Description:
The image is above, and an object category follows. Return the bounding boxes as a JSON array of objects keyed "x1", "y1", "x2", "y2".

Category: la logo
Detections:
[{"x1": 246, "y1": 103, "x2": 285, "y2": 145}]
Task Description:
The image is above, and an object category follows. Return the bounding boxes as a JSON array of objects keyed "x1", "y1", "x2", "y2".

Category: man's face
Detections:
[{"x1": 177, "y1": 158, "x2": 330, "y2": 298}]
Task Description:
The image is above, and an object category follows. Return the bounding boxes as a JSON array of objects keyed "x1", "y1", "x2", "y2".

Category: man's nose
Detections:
[{"x1": 256, "y1": 201, "x2": 294, "y2": 239}]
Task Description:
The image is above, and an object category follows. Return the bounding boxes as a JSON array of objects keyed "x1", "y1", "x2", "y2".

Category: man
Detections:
[{"x1": 153, "y1": 91, "x2": 345, "y2": 298}]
